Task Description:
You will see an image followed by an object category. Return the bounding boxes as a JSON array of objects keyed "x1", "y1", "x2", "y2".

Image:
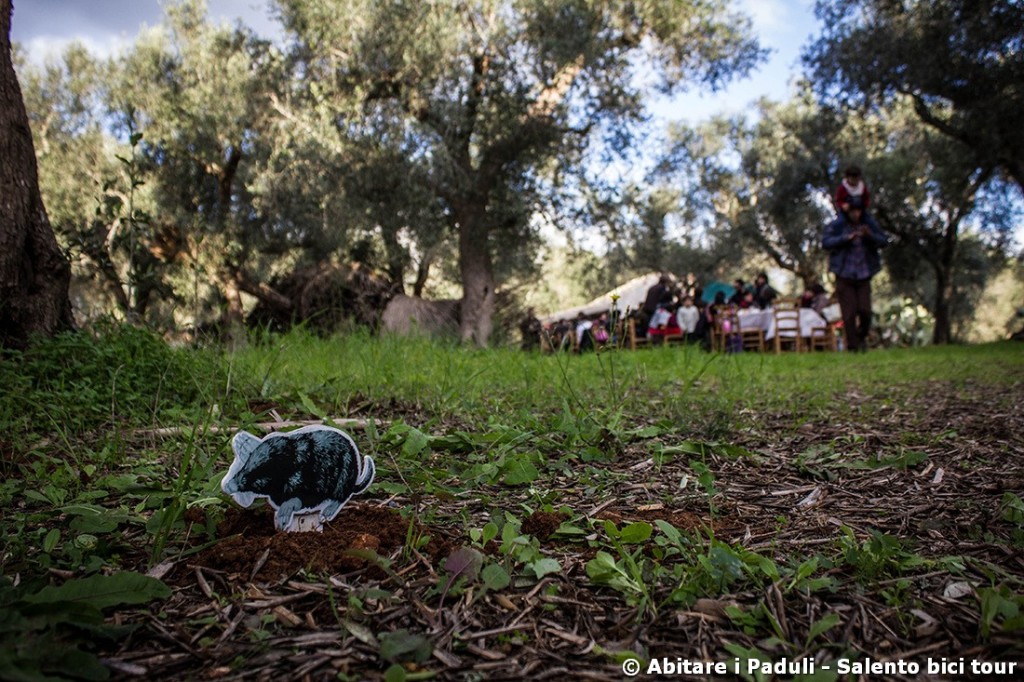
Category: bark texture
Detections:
[{"x1": 0, "y1": 0, "x2": 73, "y2": 348}]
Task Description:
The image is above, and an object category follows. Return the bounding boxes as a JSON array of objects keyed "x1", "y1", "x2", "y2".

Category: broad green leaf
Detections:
[
  {"x1": 482, "y1": 564, "x2": 511, "y2": 591},
  {"x1": 400, "y1": 427, "x2": 431, "y2": 458},
  {"x1": 618, "y1": 522, "x2": 653, "y2": 544},
  {"x1": 554, "y1": 521, "x2": 588, "y2": 536},
  {"x1": 42, "y1": 529, "x2": 60, "y2": 554},
  {"x1": 23, "y1": 490, "x2": 51, "y2": 505},
  {"x1": 384, "y1": 664, "x2": 407, "y2": 682},
  {"x1": 654, "y1": 519, "x2": 682, "y2": 546},
  {"x1": 529, "y1": 558, "x2": 561, "y2": 579},
  {"x1": 502, "y1": 458, "x2": 539, "y2": 486},
  {"x1": 24, "y1": 573, "x2": 171, "y2": 610},
  {"x1": 586, "y1": 551, "x2": 625, "y2": 581},
  {"x1": 379, "y1": 629, "x2": 432, "y2": 664},
  {"x1": 481, "y1": 522, "x2": 499, "y2": 544},
  {"x1": 806, "y1": 612, "x2": 841, "y2": 644}
]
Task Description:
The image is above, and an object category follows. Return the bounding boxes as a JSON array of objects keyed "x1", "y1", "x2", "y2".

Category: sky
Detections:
[{"x1": 11, "y1": 0, "x2": 822, "y2": 125}]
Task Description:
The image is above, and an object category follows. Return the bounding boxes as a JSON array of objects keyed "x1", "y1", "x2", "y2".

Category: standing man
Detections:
[{"x1": 822, "y1": 197, "x2": 889, "y2": 351}]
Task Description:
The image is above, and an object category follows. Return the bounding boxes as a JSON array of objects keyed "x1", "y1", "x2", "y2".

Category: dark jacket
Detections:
[{"x1": 822, "y1": 212, "x2": 889, "y2": 279}]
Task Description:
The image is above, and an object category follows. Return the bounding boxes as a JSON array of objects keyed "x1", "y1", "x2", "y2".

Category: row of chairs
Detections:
[{"x1": 711, "y1": 300, "x2": 838, "y2": 353}]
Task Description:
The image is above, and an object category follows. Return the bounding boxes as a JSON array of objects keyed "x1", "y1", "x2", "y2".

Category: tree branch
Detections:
[{"x1": 230, "y1": 268, "x2": 293, "y2": 312}]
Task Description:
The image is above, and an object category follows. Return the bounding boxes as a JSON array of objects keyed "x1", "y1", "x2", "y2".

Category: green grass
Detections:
[
  {"x1": 1, "y1": 326, "x2": 1022, "y2": 679},
  {"x1": 228, "y1": 329, "x2": 1024, "y2": 421}
]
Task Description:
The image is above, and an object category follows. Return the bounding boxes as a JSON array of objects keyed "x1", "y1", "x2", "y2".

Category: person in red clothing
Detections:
[{"x1": 835, "y1": 165, "x2": 870, "y2": 214}]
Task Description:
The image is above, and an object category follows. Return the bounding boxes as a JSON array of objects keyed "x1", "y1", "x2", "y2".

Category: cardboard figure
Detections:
[{"x1": 221, "y1": 425, "x2": 375, "y2": 532}]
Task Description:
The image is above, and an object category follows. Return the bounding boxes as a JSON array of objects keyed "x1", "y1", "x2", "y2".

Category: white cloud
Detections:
[
  {"x1": 738, "y1": 0, "x2": 791, "y2": 38},
  {"x1": 17, "y1": 34, "x2": 131, "y2": 65}
]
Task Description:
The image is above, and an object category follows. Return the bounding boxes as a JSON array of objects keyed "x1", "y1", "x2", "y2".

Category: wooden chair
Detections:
[
  {"x1": 664, "y1": 332, "x2": 686, "y2": 345},
  {"x1": 773, "y1": 307, "x2": 802, "y2": 353},
  {"x1": 732, "y1": 310, "x2": 766, "y2": 352},
  {"x1": 627, "y1": 318, "x2": 650, "y2": 350},
  {"x1": 806, "y1": 321, "x2": 838, "y2": 351},
  {"x1": 711, "y1": 307, "x2": 764, "y2": 353},
  {"x1": 710, "y1": 309, "x2": 731, "y2": 352}
]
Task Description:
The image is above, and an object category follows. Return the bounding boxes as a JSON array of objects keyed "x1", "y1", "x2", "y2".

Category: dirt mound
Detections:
[
  {"x1": 195, "y1": 503, "x2": 428, "y2": 581},
  {"x1": 521, "y1": 510, "x2": 569, "y2": 540}
]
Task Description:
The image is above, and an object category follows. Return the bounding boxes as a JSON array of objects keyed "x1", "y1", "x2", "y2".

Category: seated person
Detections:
[
  {"x1": 752, "y1": 272, "x2": 777, "y2": 309},
  {"x1": 575, "y1": 313, "x2": 594, "y2": 352},
  {"x1": 639, "y1": 275, "x2": 673, "y2": 337},
  {"x1": 701, "y1": 293, "x2": 728, "y2": 350},
  {"x1": 729, "y1": 279, "x2": 748, "y2": 306},
  {"x1": 807, "y1": 283, "x2": 830, "y2": 315},
  {"x1": 647, "y1": 303, "x2": 679, "y2": 344},
  {"x1": 592, "y1": 313, "x2": 610, "y2": 345},
  {"x1": 553, "y1": 319, "x2": 572, "y2": 351}
]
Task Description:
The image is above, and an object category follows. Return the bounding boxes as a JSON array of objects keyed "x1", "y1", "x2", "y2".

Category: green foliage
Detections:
[
  {"x1": 977, "y1": 586, "x2": 1024, "y2": 638},
  {"x1": 1, "y1": 327, "x2": 1022, "y2": 677},
  {"x1": 0, "y1": 573, "x2": 169, "y2": 681},
  {"x1": 0, "y1": 324, "x2": 222, "y2": 440},
  {"x1": 805, "y1": 0, "x2": 1024, "y2": 191},
  {"x1": 835, "y1": 528, "x2": 965, "y2": 584},
  {"x1": 658, "y1": 88, "x2": 840, "y2": 286},
  {"x1": 1000, "y1": 492, "x2": 1024, "y2": 526}
]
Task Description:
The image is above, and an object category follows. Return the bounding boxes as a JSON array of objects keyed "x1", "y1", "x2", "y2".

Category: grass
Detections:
[{"x1": 1, "y1": 326, "x2": 1023, "y2": 679}]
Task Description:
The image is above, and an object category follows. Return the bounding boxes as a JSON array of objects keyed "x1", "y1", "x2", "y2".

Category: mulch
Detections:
[{"x1": 102, "y1": 380, "x2": 1024, "y2": 680}]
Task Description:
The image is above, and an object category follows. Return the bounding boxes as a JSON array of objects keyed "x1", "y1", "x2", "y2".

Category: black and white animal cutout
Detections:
[{"x1": 221, "y1": 425, "x2": 375, "y2": 532}]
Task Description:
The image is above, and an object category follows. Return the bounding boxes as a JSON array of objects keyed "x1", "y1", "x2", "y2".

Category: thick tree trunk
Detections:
[
  {"x1": 0, "y1": 0, "x2": 73, "y2": 348},
  {"x1": 932, "y1": 266, "x2": 953, "y2": 345},
  {"x1": 930, "y1": 237, "x2": 957, "y2": 345},
  {"x1": 220, "y1": 274, "x2": 247, "y2": 348},
  {"x1": 930, "y1": 214, "x2": 962, "y2": 345},
  {"x1": 456, "y1": 204, "x2": 495, "y2": 347}
]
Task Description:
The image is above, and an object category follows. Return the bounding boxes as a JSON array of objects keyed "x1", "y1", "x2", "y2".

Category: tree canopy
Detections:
[
  {"x1": 9, "y1": 0, "x2": 1024, "y2": 345},
  {"x1": 804, "y1": 0, "x2": 1024, "y2": 192},
  {"x1": 274, "y1": 0, "x2": 765, "y2": 344}
]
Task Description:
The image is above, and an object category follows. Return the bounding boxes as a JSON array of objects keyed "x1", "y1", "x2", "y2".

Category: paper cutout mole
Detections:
[{"x1": 221, "y1": 425, "x2": 375, "y2": 532}]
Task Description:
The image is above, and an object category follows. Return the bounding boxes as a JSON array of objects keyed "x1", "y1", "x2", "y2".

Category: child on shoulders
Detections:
[{"x1": 835, "y1": 165, "x2": 870, "y2": 214}]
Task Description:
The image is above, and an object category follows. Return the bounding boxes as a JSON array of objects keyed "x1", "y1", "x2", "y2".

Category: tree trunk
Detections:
[
  {"x1": 0, "y1": 0, "x2": 73, "y2": 348},
  {"x1": 456, "y1": 204, "x2": 494, "y2": 347},
  {"x1": 931, "y1": 220, "x2": 959, "y2": 345},
  {"x1": 932, "y1": 265, "x2": 953, "y2": 345},
  {"x1": 220, "y1": 274, "x2": 247, "y2": 349},
  {"x1": 413, "y1": 255, "x2": 431, "y2": 298}
]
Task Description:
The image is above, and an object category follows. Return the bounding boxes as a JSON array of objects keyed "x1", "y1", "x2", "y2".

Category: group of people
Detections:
[
  {"x1": 725, "y1": 273, "x2": 778, "y2": 310},
  {"x1": 641, "y1": 272, "x2": 834, "y2": 349},
  {"x1": 531, "y1": 164, "x2": 889, "y2": 354}
]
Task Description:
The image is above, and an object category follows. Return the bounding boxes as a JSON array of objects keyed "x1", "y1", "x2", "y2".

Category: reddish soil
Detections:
[
  {"x1": 192, "y1": 503, "x2": 446, "y2": 581},
  {"x1": 521, "y1": 510, "x2": 569, "y2": 540}
]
